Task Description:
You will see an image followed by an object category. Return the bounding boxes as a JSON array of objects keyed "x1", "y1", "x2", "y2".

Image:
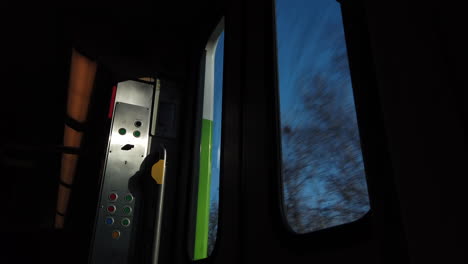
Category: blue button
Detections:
[{"x1": 105, "y1": 217, "x2": 114, "y2": 225}]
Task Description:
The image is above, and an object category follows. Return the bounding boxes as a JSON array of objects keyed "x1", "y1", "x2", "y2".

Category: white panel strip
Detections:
[{"x1": 202, "y1": 18, "x2": 224, "y2": 121}]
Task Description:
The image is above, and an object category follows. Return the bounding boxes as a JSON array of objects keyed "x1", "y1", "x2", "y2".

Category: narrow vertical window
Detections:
[
  {"x1": 276, "y1": 0, "x2": 370, "y2": 233},
  {"x1": 208, "y1": 30, "x2": 223, "y2": 255},
  {"x1": 193, "y1": 20, "x2": 224, "y2": 260}
]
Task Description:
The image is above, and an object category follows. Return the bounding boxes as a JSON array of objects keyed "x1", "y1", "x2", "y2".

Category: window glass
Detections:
[
  {"x1": 208, "y1": 31, "x2": 223, "y2": 254},
  {"x1": 193, "y1": 26, "x2": 224, "y2": 259},
  {"x1": 276, "y1": 0, "x2": 370, "y2": 233}
]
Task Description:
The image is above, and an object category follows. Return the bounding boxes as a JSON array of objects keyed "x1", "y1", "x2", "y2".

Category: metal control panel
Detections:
[{"x1": 90, "y1": 80, "x2": 155, "y2": 264}]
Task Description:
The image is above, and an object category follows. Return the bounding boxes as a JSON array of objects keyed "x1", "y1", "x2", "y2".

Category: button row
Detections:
[
  {"x1": 117, "y1": 127, "x2": 141, "y2": 138},
  {"x1": 108, "y1": 193, "x2": 133, "y2": 202},
  {"x1": 106, "y1": 205, "x2": 132, "y2": 215},
  {"x1": 106, "y1": 217, "x2": 131, "y2": 227}
]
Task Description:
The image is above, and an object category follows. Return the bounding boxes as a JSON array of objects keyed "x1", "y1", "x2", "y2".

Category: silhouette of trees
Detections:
[
  {"x1": 208, "y1": 200, "x2": 218, "y2": 254},
  {"x1": 281, "y1": 70, "x2": 369, "y2": 233}
]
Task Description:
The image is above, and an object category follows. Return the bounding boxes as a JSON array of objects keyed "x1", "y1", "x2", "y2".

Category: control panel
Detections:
[{"x1": 89, "y1": 80, "x2": 155, "y2": 264}]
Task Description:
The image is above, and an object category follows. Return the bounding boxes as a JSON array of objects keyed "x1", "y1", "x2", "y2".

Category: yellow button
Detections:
[
  {"x1": 151, "y1": 160, "x2": 165, "y2": 184},
  {"x1": 112, "y1": 230, "x2": 120, "y2": 239}
]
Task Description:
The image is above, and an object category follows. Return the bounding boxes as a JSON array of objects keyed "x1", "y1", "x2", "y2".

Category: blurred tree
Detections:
[
  {"x1": 208, "y1": 200, "x2": 219, "y2": 254},
  {"x1": 281, "y1": 70, "x2": 369, "y2": 233}
]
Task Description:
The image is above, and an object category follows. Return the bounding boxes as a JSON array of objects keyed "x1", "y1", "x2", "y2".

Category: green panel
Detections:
[{"x1": 194, "y1": 119, "x2": 213, "y2": 260}]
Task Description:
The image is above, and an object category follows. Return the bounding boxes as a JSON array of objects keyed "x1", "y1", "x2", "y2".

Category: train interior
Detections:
[{"x1": 2, "y1": 1, "x2": 466, "y2": 263}]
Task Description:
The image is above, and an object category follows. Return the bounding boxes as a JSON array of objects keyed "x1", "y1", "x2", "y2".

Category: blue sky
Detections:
[
  {"x1": 276, "y1": 0, "x2": 353, "y2": 114},
  {"x1": 210, "y1": 32, "x2": 224, "y2": 205},
  {"x1": 276, "y1": 0, "x2": 369, "y2": 231}
]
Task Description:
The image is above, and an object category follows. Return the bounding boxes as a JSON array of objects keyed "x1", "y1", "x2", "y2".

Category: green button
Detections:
[
  {"x1": 133, "y1": 130, "x2": 141, "y2": 137},
  {"x1": 123, "y1": 206, "x2": 131, "y2": 214},
  {"x1": 122, "y1": 218, "x2": 130, "y2": 226},
  {"x1": 125, "y1": 194, "x2": 133, "y2": 202},
  {"x1": 118, "y1": 128, "x2": 126, "y2": 135}
]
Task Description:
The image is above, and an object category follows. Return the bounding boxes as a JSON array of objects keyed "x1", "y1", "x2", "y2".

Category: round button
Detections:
[
  {"x1": 112, "y1": 230, "x2": 120, "y2": 239},
  {"x1": 108, "y1": 193, "x2": 118, "y2": 201},
  {"x1": 121, "y1": 218, "x2": 131, "y2": 227},
  {"x1": 105, "y1": 217, "x2": 114, "y2": 225},
  {"x1": 134, "y1": 121, "x2": 142, "y2": 127},
  {"x1": 107, "y1": 205, "x2": 116, "y2": 214},
  {"x1": 122, "y1": 206, "x2": 132, "y2": 215},
  {"x1": 124, "y1": 194, "x2": 134, "y2": 202},
  {"x1": 133, "y1": 131, "x2": 141, "y2": 138},
  {"x1": 118, "y1": 128, "x2": 126, "y2": 135}
]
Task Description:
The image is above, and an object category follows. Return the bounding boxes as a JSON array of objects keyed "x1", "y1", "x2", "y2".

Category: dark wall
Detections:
[{"x1": 364, "y1": 1, "x2": 467, "y2": 263}]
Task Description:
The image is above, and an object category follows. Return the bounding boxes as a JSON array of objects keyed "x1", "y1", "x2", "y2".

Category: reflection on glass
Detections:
[
  {"x1": 208, "y1": 31, "x2": 223, "y2": 254},
  {"x1": 276, "y1": 0, "x2": 370, "y2": 233}
]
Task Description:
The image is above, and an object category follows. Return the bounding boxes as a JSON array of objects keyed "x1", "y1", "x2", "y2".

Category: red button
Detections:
[
  {"x1": 108, "y1": 193, "x2": 118, "y2": 201},
  {"x1": 107, "y1": 205, "x2": 116, "y2": 213}
]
